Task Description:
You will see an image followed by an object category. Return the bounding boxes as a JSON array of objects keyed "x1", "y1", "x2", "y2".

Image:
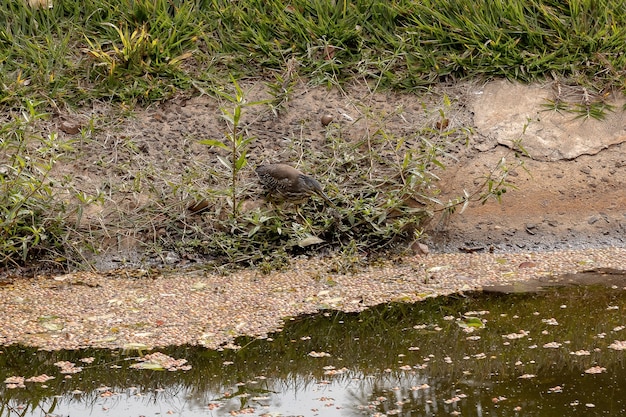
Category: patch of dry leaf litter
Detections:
[{"x1": 1, "y1": 248, "x2": 625, "y2": 350}]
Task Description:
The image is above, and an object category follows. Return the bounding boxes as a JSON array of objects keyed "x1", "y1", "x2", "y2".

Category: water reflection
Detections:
[{"x1": 2, "y1": 277, "x2": 626, "y2": 416}]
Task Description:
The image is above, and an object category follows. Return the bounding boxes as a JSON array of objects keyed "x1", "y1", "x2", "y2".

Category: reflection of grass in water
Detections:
[{"x1": 2, "y1": 283, "x2": 626, "y2": 415}]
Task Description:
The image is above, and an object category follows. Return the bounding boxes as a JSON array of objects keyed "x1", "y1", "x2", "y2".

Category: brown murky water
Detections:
[{"x1": 2, "y1": 275, "x2": 626, "y2": 417}]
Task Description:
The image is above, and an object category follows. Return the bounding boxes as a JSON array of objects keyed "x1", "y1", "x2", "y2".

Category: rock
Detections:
[
  {"x1": 471, "y1": 79, "x2": 626, "y2": 161},
  {"x1": 59, "y1": 120, "x2": 81, "y2": 135},
  {"x1": 411, "y1": 242, "x2": 430, "y2": 256}
]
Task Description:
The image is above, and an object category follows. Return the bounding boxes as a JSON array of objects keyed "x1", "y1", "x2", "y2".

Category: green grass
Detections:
[
  {"x1": 2, "y1": 0, "x2": 626, "y2": 110},
  {"x1": 0, "y1": 0, "x2": 621, "y2": 270}
]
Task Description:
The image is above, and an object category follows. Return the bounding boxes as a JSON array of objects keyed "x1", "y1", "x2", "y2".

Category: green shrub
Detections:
[{"x1": 0, "y1": 104, "x2": 74, "y2": 266}]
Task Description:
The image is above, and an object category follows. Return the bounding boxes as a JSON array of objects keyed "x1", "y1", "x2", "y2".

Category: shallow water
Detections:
[{"x1": 2, "y1": 278, "x2": 626, "y2": 417}]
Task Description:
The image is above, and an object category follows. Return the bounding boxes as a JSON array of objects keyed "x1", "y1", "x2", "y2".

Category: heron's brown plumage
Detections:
[{"x1": 255, "y1": 164, "x2": 335, "y2": 207}]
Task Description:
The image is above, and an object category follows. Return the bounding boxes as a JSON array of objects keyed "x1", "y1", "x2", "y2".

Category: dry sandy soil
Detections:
[
  {"x1": 55, "y1": 78, "x2": 626, "y2": 266},
  {"x1": 434, "y1": 79, "x2": 626, "y2": 253}
]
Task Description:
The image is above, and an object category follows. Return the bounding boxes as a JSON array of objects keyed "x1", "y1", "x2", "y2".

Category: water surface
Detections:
[{"x1": 2, "y1": 277, "x2": 626, "y2": 416}]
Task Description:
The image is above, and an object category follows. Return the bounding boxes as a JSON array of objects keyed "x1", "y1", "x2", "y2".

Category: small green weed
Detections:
[
  {"x1": 0, "y1": 104, "x2": 92, "y2": 267},
  {"x1": 199, "y1": 77, "x2": 271, "y2": 219},
  {"x1": 542, "y1": 80, "x2": 616, "y2": 120}
]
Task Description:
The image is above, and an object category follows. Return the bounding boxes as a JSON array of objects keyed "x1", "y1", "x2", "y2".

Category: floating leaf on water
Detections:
[
  {"x1": 465, "y1": 310, "x2": 490, "y2": 316},
  {"x1": 54, "y1": 361, "x2": 82, "y2": 374},
  {"x1": 444, "y1": 396, "x2": 462, "y2": 404},
  {"x1": 4, "y1": 376, "x2": 25, "y2": 385},
  {"x1": 131, "y1": 352, "x2": 190, "y2": 371},
  {"x1": 584, "y1": 366, "x2": 606, "y2": 374},
  {"x1": 251, "y1": 396, "x2": 271, "y2": 401},
  {"x1": 502, "y1": 330, "x2": 529, "y2": 340},
  {"x1": 309, "y1": 351, "x2": 331, "y2": 358},
  {"x1": 131, "y1": 362, "x2": 165, "y2": 371},
  {"x1": 608, "y1": 340, "x2": 626, "y2": 350},
  {"x1": 458, "y1": 317, "x2": 485, "y2": 329},
  {"x1": 324, "y1": 367, "x2": 348, "y2": 375},
  {"x1": 25, "y1": 374, "x2": 55, "y2": 383}
]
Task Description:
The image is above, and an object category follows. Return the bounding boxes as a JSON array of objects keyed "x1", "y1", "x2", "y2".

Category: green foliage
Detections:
[
  {"x1": 0, "y1": 106, "x2": 63, "y2": 265},
  {"x1": 2, "y1": 0, "x2": 626, "y2": 111},
  {"x1": 0, "y1": 103, "x2": 103, "y2": 267},
  {"x1": 169, "y1": 93, "x2": 518, "y2": 270},
  {"x1": 2, "y1": 0, "x2": 608, "y2": 270},
  {"x1": 199, "y1": 77, "x2": 270, "y2": 219}
]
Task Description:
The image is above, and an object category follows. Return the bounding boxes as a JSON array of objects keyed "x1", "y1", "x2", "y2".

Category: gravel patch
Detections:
[{"x1": 2, "y1": 248, "x2": 625, "y2": 351}]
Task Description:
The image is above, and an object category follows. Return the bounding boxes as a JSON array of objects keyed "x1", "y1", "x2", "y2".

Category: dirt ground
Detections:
[
  {"x1": 55, "y1": 78, "x2": 625, "y2": 268},
  {"x1": 433, "y1": 143, "x2": 626, "y2": 253},
  {"x1": 3, "y1": 79, "x2": 626, "y2": 350},
  {"x1": 432, "y1": 80, "x2": 626, "y2": 253}
]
